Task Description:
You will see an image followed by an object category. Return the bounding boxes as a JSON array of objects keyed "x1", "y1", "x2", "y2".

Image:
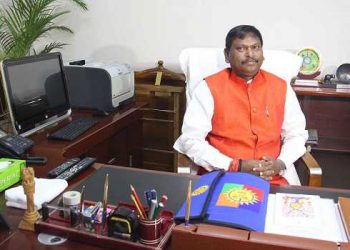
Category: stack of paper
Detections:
[{"x1": 265, "y1": 193, "x2": 348, "y2": 243}]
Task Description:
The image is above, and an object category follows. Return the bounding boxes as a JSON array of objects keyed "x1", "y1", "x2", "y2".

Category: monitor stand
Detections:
[{"x1": 20, "y1": 109, "x2": 72, "y2": 137}]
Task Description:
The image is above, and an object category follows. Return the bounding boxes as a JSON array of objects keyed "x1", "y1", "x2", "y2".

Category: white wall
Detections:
[{"x1": 55, "y1": 0, "x2": 350, "y2": 75}]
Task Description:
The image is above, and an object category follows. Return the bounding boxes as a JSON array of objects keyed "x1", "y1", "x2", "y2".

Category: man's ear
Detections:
[{"x1": 224, "y1": 48, "x2": 229, "y2": 63}]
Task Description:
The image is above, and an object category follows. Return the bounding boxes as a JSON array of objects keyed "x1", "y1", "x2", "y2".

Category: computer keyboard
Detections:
[{"x1": 48, "y1": 117, "x2": 99, "y2": 141}]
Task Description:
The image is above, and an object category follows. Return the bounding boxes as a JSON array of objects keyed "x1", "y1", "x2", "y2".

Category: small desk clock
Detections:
[{"x1": 297, "y1": 47, "x2": 321, "y2": 79}]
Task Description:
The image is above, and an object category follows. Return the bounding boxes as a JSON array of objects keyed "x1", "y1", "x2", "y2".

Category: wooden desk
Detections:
[
  {"x1": 1, "y1": 164, "x2": 350, "y2": 249},
  {"x1": 293, "y1": 86, "x2": 350, "y2": 189},
  {"x1": 173, "y1": 224, "x2": 350, "y2": 250},
  {"x1": 0, "y1": 164, "x2": 101, "y2": 249},
  {"x1": 26, "y1": 102, "x2": 144, "y2": 178},
  {"x1": 0, "y1": 164, "x2": 193, "y2": 249}
]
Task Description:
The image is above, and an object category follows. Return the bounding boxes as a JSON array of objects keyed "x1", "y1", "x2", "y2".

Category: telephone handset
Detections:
[{"x1": 0, "y1": 129, "x2": 34, "y2": 158}]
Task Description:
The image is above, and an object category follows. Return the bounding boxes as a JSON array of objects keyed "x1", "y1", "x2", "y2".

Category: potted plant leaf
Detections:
[{"x1": 0, "y1": 0, "x2": 88, "y2": 130}]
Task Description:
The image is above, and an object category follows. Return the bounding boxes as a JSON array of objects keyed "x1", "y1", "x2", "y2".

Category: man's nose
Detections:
[{"x1": 245, "y1": 48, "x2": 254, "y2": 57}]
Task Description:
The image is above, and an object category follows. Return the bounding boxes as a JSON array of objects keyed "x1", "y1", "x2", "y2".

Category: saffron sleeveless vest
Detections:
[{"x1": 205, "y1": 68, "x2": 287, "y2": 160}]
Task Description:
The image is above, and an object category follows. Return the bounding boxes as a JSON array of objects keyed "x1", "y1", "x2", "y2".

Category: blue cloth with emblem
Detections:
[{"x1": 175, "y1": 171, "x2": 270, "y2": 232}]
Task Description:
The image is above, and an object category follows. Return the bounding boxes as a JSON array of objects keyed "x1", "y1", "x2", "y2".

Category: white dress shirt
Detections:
[{"x1": 174, "y1": 78, "x2": 308, "y2": 185}]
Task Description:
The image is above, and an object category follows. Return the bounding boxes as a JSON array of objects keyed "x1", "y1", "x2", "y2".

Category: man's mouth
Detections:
[{"x1": 242, "y1": 59, "x2": 259, "y2": 64}]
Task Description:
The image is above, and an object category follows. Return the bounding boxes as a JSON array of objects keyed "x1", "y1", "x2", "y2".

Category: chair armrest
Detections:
[
  {"x1": 177, "y1": 153, "x2": 200, "y2": 175},
  {"x1": 178, "y1": 153, "x2": 192, "y2": 167},
  {"x1": 295, "y1": 151, "x2": 322, "y2": 187}
]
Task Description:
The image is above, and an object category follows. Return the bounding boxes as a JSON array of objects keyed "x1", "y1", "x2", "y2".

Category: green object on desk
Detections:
[{"x1": 0, "y1": 158, "x2": 25, "y2": 192}]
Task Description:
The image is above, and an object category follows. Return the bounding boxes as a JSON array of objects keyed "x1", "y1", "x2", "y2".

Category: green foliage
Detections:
[{"x1": 0, "y1": 0, "x2": 88, "y2": 60}]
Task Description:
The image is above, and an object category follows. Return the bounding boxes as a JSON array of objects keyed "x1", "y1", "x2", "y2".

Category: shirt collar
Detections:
[{"x1": 228, "y1": 68, "x2": 262, "y2": 85}]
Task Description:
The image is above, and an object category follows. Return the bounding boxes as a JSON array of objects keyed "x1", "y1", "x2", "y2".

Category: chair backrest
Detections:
[{"x1": 179, "y1": 48, "x2": 303, "y2": 103}]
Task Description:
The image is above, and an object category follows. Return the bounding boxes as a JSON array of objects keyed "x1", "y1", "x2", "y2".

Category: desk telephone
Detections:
[{"x1": 0, "y1": 129, "x2": 34, "y2": 158}]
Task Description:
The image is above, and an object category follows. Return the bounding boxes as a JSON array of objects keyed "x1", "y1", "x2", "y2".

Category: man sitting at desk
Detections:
[{"x1": 174, "y1": 25, "x2": 308, "y2": 185}]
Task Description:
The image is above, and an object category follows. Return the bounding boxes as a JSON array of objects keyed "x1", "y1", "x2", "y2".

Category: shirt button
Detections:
[{"x1": 252, "y1": 107, "x2": 257, "y2": 113}]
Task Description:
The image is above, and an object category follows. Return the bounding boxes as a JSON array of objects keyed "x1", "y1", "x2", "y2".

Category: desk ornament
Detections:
[
  {"x1": 135, "y1": 60, "x2": 185, "y2": 86},
  {"x1": 321, "y1": 64, "x2": 350, "y2": 89},
  {"x1": 18, "y1": 167, "x2": 41, "y2": 231},
  {"x1": 297, "y1": 47, "x2": 322, "y2": 79},
  {"x1": 337, "y1": 63, "x2": 350, "y2": 84}
]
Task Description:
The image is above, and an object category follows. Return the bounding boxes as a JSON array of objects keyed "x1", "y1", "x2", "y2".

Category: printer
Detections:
[{"x1": 64, "y1": 62, "x2": 134, "y2": 112}]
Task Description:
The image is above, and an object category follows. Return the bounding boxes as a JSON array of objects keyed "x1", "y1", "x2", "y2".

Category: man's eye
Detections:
[
  {"x1": 252, "y1": 45, "x2": 261, "y2": 50},
  {"x1": 236, "y1": 47, "x2": 244, "y2": 52}
]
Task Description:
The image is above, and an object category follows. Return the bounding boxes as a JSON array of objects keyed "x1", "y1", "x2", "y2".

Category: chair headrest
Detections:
[{"x1": 179, "y1": 48, "x2": 302, "y2": 102}]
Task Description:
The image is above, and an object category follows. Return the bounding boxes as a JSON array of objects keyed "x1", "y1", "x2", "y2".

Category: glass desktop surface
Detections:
[{"x1": 73, "y1": 166, "x2": 198, "y2": 212}]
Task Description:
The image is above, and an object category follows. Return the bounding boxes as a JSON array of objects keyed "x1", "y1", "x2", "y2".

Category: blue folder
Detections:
[{"x1": 175, "y1": 171, "x2": 270, "y2": 232}]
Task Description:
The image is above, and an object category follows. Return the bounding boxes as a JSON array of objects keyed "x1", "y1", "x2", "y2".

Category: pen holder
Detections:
[{"x1": 138, "y1": 217, "x2": 162, "y2": 245}]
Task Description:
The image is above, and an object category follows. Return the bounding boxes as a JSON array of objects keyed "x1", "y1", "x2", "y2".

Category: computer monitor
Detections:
[{"x1": 0, "y1": 52, "x2": 71, "y2": 136}]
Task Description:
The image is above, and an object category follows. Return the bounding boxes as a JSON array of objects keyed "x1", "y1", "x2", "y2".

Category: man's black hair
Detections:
[{"x1": 225, "y1": 25, "x2": 263, "y2": 49}]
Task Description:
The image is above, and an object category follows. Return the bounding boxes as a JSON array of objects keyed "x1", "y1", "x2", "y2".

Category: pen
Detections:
[
  {"x1": 148, "y1": 199, "x2": 157, "y2": 220},
  {"x1": 160, "y1": 195, "x2": 168, "y2": 206},
  {"x1": 80, "y1": 185, "x2": 85, "y2": 213},
  {"x1": 153, "y1": 201, "x2": 164, "y2": 219},
  {"x1": 144, "y1": 190, "x2": 152, "y2": 207},
  {"x1": 185, "y1": 179, "x2": 192, "y2": 227},
  {"x1": 130, "y1": 185, "x2": 147, "y2": 218},
  {"x1": 151, "y1": 189, "x2": 157, "y2": 203},
  {"x1": 102, "y1": 174, "x2": 109, "y2": 231},
  {"x1": 144, "y1": 189, "x2": 157, "y2": 207}
]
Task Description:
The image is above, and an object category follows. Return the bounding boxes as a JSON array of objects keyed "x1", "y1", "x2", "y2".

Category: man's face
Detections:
[{"x1": 224, "y1": 34, "x2": 264, "y2": 81}]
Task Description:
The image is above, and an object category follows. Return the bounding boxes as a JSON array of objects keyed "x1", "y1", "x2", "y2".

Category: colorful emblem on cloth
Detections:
[
  {"x1": 216, "y1": 183, "x2": 264, "y2": 212},
  {"x1": 192, "y1": 185, "x2": 209, "y2": 196}
]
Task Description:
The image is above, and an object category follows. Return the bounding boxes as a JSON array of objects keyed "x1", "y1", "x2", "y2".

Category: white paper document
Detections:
[{"x1": 265, "y1": 193, "x2": 348, "y2": 243}]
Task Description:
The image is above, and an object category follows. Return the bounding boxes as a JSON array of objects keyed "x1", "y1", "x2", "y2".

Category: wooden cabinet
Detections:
[
  {"x1": 84, "y1": 113, "x2": 143, "y2": 167},
  {"x1": 134, "y1": 83, "x2": 185, "y2": 172},
  {"x1": 27, "y1": 103, "x2": 144, "y2": 177},
  {"x1": 293, "y1": 86, "x2": 350, "y2": 189}
]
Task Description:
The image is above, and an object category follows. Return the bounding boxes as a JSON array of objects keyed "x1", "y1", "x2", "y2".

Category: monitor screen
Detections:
[{"x1": 1, "y1": 52, "x2": 71, "y2": 136}]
